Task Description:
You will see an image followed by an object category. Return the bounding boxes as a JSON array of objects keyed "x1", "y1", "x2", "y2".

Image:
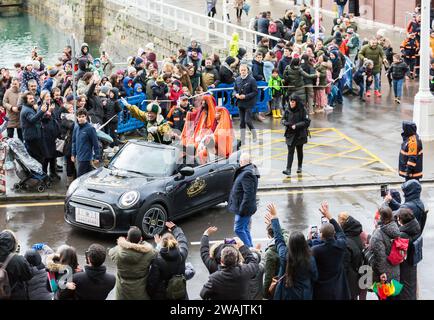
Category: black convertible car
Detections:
[{"x1": 65, "y1": 140, "x2": 241, "y2": 237}]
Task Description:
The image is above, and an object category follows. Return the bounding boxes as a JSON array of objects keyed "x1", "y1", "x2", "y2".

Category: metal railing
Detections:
[{"x1": 111, "y1": 0, "x2": 280, "y2": 53}]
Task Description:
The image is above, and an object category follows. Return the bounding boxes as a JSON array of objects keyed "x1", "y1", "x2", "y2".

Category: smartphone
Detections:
[
  {"x1": 311, "y1": 226, "x2": 319, "y2": 239},
  {"x1": 321, "y1": 217, "x2": 329, "y2": 225},
  {"x1": 224, "y1": 238, "x2": 236, "y2": 245},
  {"x1": 380, "y1": 184, "x2": 388, "y2": 197}
]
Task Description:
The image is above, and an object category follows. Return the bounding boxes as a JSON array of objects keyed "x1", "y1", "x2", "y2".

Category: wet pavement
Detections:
[{"x1": 1, "y1": 183, "x2": 434, "y2": 300}]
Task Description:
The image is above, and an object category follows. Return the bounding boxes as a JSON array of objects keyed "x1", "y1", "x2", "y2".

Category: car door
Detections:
[
  {"x1": 170, "y1": 162, "x2": 218, "y2": 215},
  {"x1": 212, "y1": 156, "x2": 238, "y2": 201}
]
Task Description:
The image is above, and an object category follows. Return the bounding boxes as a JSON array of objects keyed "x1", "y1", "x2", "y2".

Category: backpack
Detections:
[
  {"x1": 0, "y1": 253, "x2": 15, "y2": 300},
  {"x1": 387, "y1": 237, "x2": 409, "y2": 266},
  {"x1": 268, "y1": 21, "x2": 278, "y2": 34},
  {"x1": 166, "y1": 274, "x2": 187, "y2": 300}
]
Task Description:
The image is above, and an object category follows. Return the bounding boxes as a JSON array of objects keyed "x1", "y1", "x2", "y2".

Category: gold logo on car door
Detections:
[{"x1": 187, "y1": 178, "x2": 207, "y2": 198}]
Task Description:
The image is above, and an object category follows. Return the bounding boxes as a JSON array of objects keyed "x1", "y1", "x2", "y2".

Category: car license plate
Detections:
[{"x1": 75, "y1": 208, "x2": 100, "y2": 227}]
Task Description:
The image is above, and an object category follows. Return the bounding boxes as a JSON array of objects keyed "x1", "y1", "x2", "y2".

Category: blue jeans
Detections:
[
  {"x1": 374, "y1": 73, "x2": 381, "y2": 91},
  {"x1": 358, "y1": 82, "x2": 365, "y2": 98},
  {"x1": 234, "y1": 214, "x2": 253, "y2": 248},
  {"x1": 393, "y1": 79, "x2": 404, "y2": 98},
  {"x1": 338, "y1": 5, "x2": 345, "y2": 17}
]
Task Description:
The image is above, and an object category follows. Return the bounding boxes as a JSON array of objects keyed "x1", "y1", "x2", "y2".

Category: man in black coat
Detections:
[
  {"x1": 311, "y1": 201, "x2": 351, "y2": 300},
  {"x1": 234, "y1": 64, "x2": 258, "y2": 144},
  {"x1": 200, "y1": 238, "x2": 259, "y2": 300},
  {"x1": 59, "y1": 244, "x2": 115, "y2": 300},
  {"x1": 228, "y1": 153, "x2": 260, "y2": 248},
  {"x1": 0, "y1": 230, "x2": 33, "y2": 300},
  {"x1": 20, "y1": 91, "x2": 47, "y2": 164}
]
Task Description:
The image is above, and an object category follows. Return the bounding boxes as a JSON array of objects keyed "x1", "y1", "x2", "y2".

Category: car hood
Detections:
[{"x1": 72, "y1": 168, "x2": 167, "y2": 199}]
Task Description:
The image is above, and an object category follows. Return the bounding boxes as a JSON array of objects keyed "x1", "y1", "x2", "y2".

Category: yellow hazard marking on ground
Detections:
[
  {"x1": 240, "y1": 128, "x2": 396, "y2": 182},
  {"x1": 0, "y1": 202, "x2": 64, "y2": 209}
]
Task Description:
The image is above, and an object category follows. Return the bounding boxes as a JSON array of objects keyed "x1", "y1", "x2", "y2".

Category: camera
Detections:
[
  {"x1": 224, "y1": 238, "x2": 236, "y2": 245},
  {"x1": 310, "y1": 226, "x2": 319, "y2": 239},
  {"x1": 380, "y1": 184, "x2": 389, "y2": 197}
]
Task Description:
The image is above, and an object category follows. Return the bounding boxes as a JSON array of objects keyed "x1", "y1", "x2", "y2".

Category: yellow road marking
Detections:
[{"x1": 0, "y1": 202, "x2": 64, "y2": 209}]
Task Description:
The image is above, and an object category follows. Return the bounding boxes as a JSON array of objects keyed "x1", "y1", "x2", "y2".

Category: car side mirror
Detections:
[{"x1": 179, "y1": 166, "x2": 195, "y2": 177}]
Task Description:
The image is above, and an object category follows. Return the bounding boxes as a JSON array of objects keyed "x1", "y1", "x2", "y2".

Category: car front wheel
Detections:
[{"x1": 137, "y1": 204, "x2": 167, "y2": 238}]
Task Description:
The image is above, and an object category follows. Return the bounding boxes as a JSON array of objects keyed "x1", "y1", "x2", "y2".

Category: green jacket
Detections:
[
  {"x1": 109, "y1": 237, "x2": 157, "y2": 300},
  {"x1": 268, "y1": 76, "x2": 284, "y2": 97},
  {"x1": 315, "y1": 63, "x2": 328, "y2": 87},
  {"x1": 262, "y1": 228, "x2": 290, "y2": 299},
  {"x1": 358, "y1": 44, "x2": 385, "y2": 74},
  {"x1": 347, "y1": 34, "x2": 360, "y2": 55}
]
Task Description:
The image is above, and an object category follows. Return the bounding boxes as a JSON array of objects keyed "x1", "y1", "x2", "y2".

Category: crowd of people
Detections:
[
  {"x1": 0, "y1": 1, "x2": 431, "y2": 302},
  {"x1": 0, "y1": 176, "x2": 427, "y2": 300}
]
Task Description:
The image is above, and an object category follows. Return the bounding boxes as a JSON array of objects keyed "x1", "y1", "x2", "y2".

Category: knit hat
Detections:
[
  {"x1": 49, "y1": 69, "x2": 59, "y2": 77},
  {"x1": 172, "y1": 79, "x2": 182, "y2": 88},
  {"x1": 299, "y1": 21, "x2": 306, "y2": 28},
  {"x1": 137, "y1": 47, "x2": 146, "y2": 57},
  {"x1": 66, "y1": 95, "x2": 75, "y2": 102},
  {"x1": 146, "y1": 102, "x2": 161, "y2": 114},
  {"x1": 127, "y1": 66, "x2": 137, "y2": 75},
  {"x1": 135, "y1": 57, "x2": 144, "y2": 67},
  {"x1": 100, "y1": 86, "x2": 111, "y2": 95},
  {"x1": 24, "y1": 249, "x2": 43, "y2": 269},
  {"x1": 32, "y1": 60, "x2": 41, "y2": 70},
  {"x1": 225, "y1": 56, "x2": 236, "y2": 65}
]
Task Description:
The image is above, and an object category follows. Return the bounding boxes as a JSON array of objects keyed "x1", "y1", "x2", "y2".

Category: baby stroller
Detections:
[{"x1": 6, "y1": 138, "x2": 51, "y2": 193}]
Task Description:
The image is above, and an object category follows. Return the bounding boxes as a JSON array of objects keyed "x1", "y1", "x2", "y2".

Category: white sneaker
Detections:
[{"x1": 324, "y1": 105, "x2": 334, "y2": 111}]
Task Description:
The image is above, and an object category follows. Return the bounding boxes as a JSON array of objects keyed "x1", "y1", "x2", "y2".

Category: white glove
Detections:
[{"x1": 148, "y1": 126, "x2": 158, "y2": 134}]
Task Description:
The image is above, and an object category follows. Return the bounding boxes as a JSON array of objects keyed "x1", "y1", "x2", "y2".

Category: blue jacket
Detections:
[
  {"x1": 72, "y1": 122, "x2": 100, "y2": 162},
  {"x1": 271, "y1": 219, "x2": 318, "y2": 300},
  {"x1": 42, "y1": 78, "x2": 54, "y2": 93},
  {"x1": 311, "y1": 219, "x2": 351, "y2": 300},
  {"x1": 277, "y1": 56, "x2": 291, "y2": 78},
  {"x1": 228, "y1": 164, "x2": 259, "y2": 217},
  {"x1": 20, "y1": 104, "x2": 45, "y2": 141},
  {"x1": 233, "y1": 75, "x2": 258, "y2": 109}
]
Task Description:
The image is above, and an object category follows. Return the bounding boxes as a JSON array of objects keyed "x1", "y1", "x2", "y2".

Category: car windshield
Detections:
[{"x1": 109, "y1": 143, "x2": 176, "y2": 177}]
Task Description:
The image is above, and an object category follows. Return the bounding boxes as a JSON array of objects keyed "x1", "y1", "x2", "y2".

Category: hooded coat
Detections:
[
  {"x1": 399, "y1": 121, "x2": 423, "y2": 180},
  {"x1": 109, "y1": 237, "x2": 157, "y2": 300},
  {"x1": 146, "y1": 227, "x2": 189, "y2": 300},
  {"x1": 370, "y1": 221, "x2": 401, "y2": 282},
  {"x1": 282, "y1": 96, "x2": 310, "y2": 147},
  {"x1": 283, "y1": 64, "x2": 317, "y2": 101},
  {"x1": 398, "y1": 218, "x2": 421, "y2": 300},
  {"x1": 24, "y1": 250, "x2": 53, "y2": 300},
  {"x1": 219, "y1": 58, "x2": 236, "y2": 85},
  {"x1": 0, "y1": 231, "x2": 33, "y2": 300},
  {"x1": 358, "y1": 44, "x2": 385, "y2": 74},
  {"x1": 86, "y1": 82, "x2": 105, "y2": 124},
  {"x1": 341, "y1": 216, "x2": 364, "y2": 300},
  {"x1": 390, "y1": 179, "x2": 426, "y2": 232}
]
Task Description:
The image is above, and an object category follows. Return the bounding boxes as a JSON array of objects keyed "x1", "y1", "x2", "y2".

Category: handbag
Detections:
[
  {"x1": 55, "y1": 138, "x2": 65, "y2": 154},
  {"x1": 410, "y1": 236, "x2": 423, "y2": 266},
  {"x1": 268, "y1": 274, "x2": 285, "y2": 298}
]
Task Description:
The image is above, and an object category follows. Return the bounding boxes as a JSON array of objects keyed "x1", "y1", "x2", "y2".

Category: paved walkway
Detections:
[{"x1": 165, "y1": 0, "x2": 407, "y2": 49}]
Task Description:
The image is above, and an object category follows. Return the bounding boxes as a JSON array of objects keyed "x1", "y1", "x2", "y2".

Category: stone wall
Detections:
[{"x1": 24, "y1": 0, "x2": 228, "y2": 62}]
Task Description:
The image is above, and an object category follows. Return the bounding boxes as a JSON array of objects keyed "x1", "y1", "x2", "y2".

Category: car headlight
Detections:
[
  {"x1": 118, "y1": 191, "x2": 140, "y2": 209},
  {"x1": 66, "y1": 179, "x2": 80, "y2": 197}
]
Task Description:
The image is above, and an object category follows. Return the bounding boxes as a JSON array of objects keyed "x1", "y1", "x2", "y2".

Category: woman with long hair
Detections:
[
  {"x1": 146, "y1": 222, "x2": 189, "y2": 300},
  {"x1": 265, "y1": 204, "x2": 318, "y2": 300}
]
